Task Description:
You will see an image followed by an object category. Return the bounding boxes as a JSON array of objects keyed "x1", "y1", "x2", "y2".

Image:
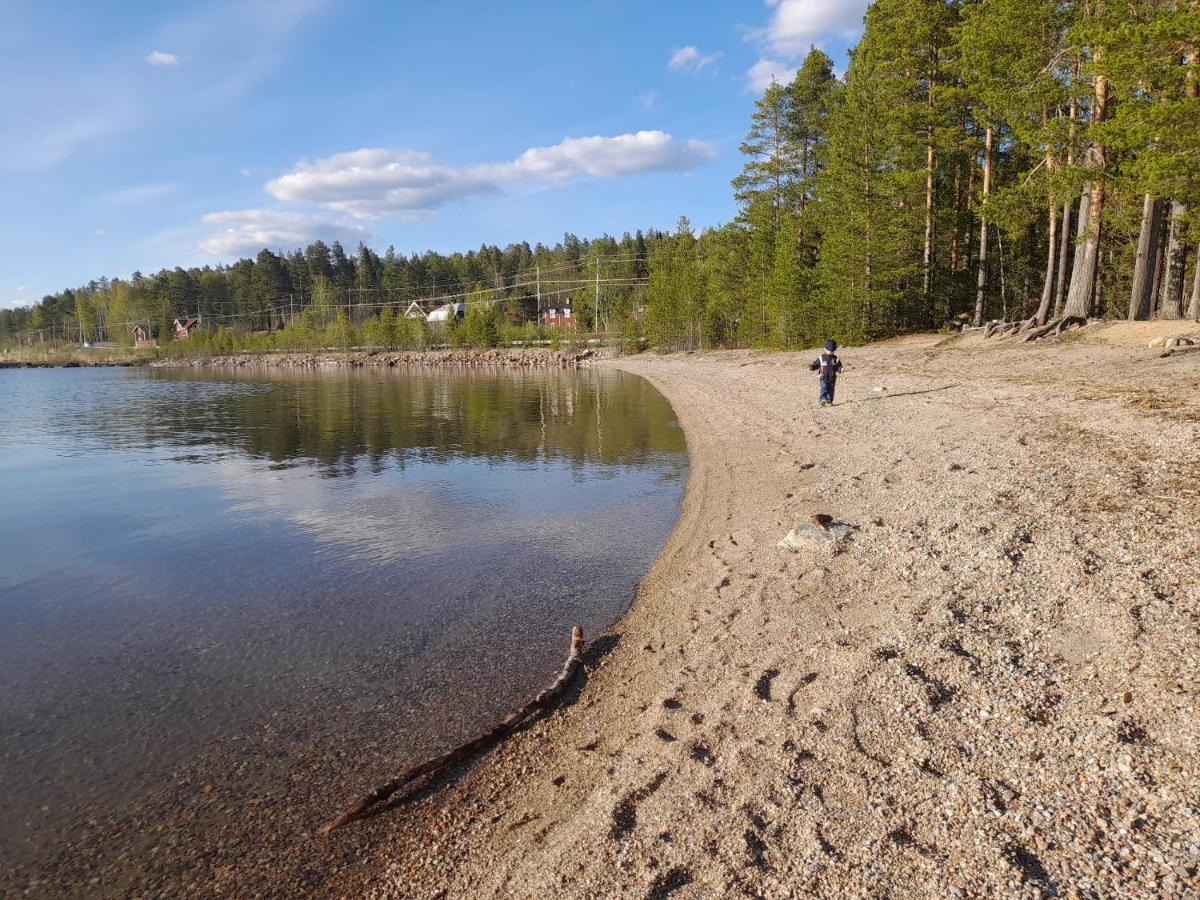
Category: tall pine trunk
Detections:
[
  {"x1": 1159, "y1": 201, "x2": 1188, "y2": 318},
  {"x1": 950, "y1": 163, "x2": 962, "y2": 274},
  {"x1": 1189, "y1": 247, "x2": 1200, "y2": 321},
  {"x1": 1035, "y1": 200, "x2": 1058, "y2": 324},
  {"x1": 1129, "y1": 196, "x2": 1166, "y2": 320},
  {"x1": 1054, "y1": 56, "x2": 1081, "y2": 319},
  {"x1": 1187, "y1": 52, "x2": 1199, "y2": 321},
  {"x1": 973, "y1": 125, "x2": 993, "y2": 326},
  {"x1": 923, "y1": 133, "x2": 936, "y2": 321},
  {"x1": 1064, "y1": 64, "x2": 1108, "y2": 319},
  {"x1": 1054, "y1": 199, "x2": 1073, "y2": 317}
]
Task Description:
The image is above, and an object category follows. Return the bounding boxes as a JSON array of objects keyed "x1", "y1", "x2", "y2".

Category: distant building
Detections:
[
  {"x1": 426, "y1": 302, "x2": 466, "y2": 323},
  {"x1": 172, "y1": 317, "x2": 199, "y2": 340},
  {"x1": 543, "y1": 300, "x2": 574, "y2": 327},
  {"x1": 402, "y1": 301, "x2": 427, "y2": 320},
  {"x1": 131, "y1": 325, "x2": 158, "y2": 348}
]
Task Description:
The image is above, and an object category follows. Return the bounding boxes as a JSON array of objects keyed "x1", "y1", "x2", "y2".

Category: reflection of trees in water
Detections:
[{"x1": 107, "y1": 369, "x2": 686, "y2": 476}]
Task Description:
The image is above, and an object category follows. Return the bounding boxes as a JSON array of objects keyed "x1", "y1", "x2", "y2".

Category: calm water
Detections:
[{"x1": 0, "y1": 366, "x2": 686, "y2": 881}]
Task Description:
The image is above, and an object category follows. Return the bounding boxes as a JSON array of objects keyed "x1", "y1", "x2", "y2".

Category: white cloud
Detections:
[
  {"x1": 760, "y1": 0, "x2": 869, "y2": 57},
  {"x1": 499, "y1": 132, "x2": 715, "y2": 181},
  {"x1": 668, "y1": 45, "x2": 720, "y2": 73},
  {"x1": 144, "y1": 50, "x2": 180, "y2": 66},
  {"x1": 746, "y1": 58, "x2": 797, "y2": 93},
  {"x1": 264, "y1": 131, "x2": 716, "y2": 220},
  {"x1": 266, "y1": 148, "x2": 498, "y2": 219},
  {"x1": 95, "y1": 228, "x2": 108, "y2": 237},
  {"x1": 638, "y1": 91, "x2": 657, "y2": 111},
  {"x1": 198, "y1": 209, "x2": 370, "y2": 257}
]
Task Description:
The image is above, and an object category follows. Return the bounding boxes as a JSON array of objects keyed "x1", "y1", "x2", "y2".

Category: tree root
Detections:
[
  {"x1": 1020, "y1": 315, "x2": 1087, "y2": 343},
  {"x1": 983, "y1": 319, "x2": 1031, "y2": 339},
  {"x1": 320, "y1": 626, "x2": 586, "y2": 834}
]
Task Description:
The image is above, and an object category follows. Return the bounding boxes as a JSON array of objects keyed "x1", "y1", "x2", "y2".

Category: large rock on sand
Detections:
[{"x1": 779, "y1": 514, "x2": 857, "y2": 549}]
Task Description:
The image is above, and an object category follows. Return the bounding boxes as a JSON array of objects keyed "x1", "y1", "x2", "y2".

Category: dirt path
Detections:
[{"x1": 370, "y1": 333, "x2": 1200, "y2": 898}]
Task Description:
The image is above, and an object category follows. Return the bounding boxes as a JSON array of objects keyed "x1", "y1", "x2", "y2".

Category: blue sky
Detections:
[{"x1": 0, "y1": 0, "x2": 870, "y2": 308}]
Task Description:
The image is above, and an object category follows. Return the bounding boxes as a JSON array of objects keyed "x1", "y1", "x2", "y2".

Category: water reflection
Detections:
[
  {"x1": 65, "y1": 367, "x2": 685, "y2": 473},
  {"x1": 0, "y1": 366, "x2": 687, "y2": 882}
]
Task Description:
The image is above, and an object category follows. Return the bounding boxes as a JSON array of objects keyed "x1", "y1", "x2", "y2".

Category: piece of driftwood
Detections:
[{"x1": 320, "y1": 626, "x2": 586, "y2": 835}]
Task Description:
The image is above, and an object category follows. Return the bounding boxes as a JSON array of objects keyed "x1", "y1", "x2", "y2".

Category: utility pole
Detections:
[
  {"x1": 594, "y1": 257, "x2": 600, "y2": 333},
  {"x1": 536, "y1": 265, "x2": 541, "y2": 327}
]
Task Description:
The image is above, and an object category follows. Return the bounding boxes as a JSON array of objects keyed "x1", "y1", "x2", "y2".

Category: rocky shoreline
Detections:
[
  {"x1": 153, "y1": 347, "x2": 612, "y2": 371},
  {"x1": 0, "y1": 358, "x2": 143, "y2": 369}
]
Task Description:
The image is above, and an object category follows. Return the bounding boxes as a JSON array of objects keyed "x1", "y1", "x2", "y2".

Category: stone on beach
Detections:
[{"x1": 778, "y1": 516, "x2": 858, "y2": 549}]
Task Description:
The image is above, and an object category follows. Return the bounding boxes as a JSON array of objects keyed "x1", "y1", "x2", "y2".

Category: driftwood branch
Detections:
[{"x1": 320, "y1": 625, "x2": 586, "y2": 835}]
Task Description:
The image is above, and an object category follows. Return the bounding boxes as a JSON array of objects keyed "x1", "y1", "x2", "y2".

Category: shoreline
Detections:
[
  {"x1": 367, "y1": 333, "x2": 1200, "y2": 897},
  {"x1": 151, "y1": 347, "x2": 610, "y2": 370}
]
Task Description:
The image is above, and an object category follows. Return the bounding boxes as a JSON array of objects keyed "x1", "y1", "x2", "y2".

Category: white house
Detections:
[{"x1": 426, "y1": 302, "x2": 466, "y2": 323}]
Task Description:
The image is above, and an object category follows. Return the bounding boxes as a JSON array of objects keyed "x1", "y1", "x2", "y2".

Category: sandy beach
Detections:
[{"x1": 365, "y1": 326, "x2": 1200, "y2": 898}]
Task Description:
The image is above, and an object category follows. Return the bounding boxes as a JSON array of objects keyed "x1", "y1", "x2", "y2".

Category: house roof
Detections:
[{"x1": 174, "y1": 317, "x2": 198, "y2": 329}]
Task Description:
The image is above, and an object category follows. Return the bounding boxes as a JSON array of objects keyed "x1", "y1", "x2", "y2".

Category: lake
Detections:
[{"x1": 0, "y1": 364, "x2": 687, "y2": 892}]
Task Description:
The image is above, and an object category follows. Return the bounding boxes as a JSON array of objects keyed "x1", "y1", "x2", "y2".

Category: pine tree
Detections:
[
  {"x1": 786, "y1": 47, "x2": 838, "y2": 260},
  {"x1": 816, "y1": 22, "x2": 920, "y2": 342},
  {"x1": 644, "y1": 218, "x2": 703, "y2": 350}
]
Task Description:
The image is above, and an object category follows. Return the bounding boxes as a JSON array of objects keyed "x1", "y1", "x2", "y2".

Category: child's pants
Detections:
[{"x1": 819, "y1": 379, "x2": 835, "y2": 404}]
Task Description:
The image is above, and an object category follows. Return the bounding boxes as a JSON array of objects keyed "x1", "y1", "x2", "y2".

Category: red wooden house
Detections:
[
  {"x1": 131, "y1": 325, "x2": 158, "y2": 348},
  {"x1": 542, "y1": 299, "x2": 574, "y2": 327}
]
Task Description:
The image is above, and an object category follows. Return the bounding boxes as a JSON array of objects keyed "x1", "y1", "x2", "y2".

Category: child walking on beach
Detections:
[{"x1": 809, "y1": 339, "x2": 843, "y2": 406}]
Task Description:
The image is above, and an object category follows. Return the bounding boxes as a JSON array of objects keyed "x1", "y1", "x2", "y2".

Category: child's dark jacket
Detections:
[{"x1": 809, "y1": 352, "x2": 843, "y2": 383}]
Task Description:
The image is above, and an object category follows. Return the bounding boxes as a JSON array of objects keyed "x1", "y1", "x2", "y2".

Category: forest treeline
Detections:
[{"x1": 3, "y1": 0, "x2": 1197, "y2": 353}]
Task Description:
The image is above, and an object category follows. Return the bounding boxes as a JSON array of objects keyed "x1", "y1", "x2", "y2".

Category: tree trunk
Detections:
[
  {"x1": 1035, "y1": 200, "x2": 1058, "y2": 324},
  {"x1": 1064, "y1": 187, "x2": 1092, "y2": 317},
  {"x1": 923, "y1": 133, "x2": 936, "y2": 322},
  {"x1": 950, "y1": 163, "x2": 962, "y2": 274},
  {"x1": 964, "y1": 157, "x2": 976, "y2": 276},
  {"x1": 973, "y1": 125, "x2": 993, "y2": 326},
  {"x1": 1064, "y1": 65, "x2": 1108, "y2": 319},
  {"x1": 1054, "y1": 199, "x2": 1073, "y2": 317},
  {"x1": 1184, "y1": 49, "x2": 1198, "y2": 322},
  {"x1": 1159, "y1": 200, "x2": 1188, "y2": 319},
  {"x1": 1054, "y1": 54, "x2": 1081, "y2": 319},
  {"x1": 1129, "y1": 195, "x2": 1164, "y2": 320},
  {"x1": 1189, "y1": 245, "x2": 1200, "y2": 321}
]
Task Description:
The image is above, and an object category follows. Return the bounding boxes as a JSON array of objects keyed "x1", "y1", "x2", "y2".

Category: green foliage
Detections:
[
  {"x1": 644, "y1": 218, "x2": 704, "y2": 351},
  {"x1": 461, "y1": 304, "x2": 500, "y2": 347}
]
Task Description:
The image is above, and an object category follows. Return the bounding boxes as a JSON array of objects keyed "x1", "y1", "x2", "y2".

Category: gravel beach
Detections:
[{"x1": 374, "y1": 326, "x2": 1200, "y2": 898}]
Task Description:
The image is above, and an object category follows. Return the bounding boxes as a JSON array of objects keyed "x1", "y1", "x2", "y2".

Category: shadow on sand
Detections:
[{"x1": 837, "y1": 383, "x2": 960, "y2": 405}]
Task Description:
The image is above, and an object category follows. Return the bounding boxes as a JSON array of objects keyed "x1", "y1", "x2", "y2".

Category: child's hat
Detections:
[{"x1": 824, "y1": 339, "x2": 837, "y2": 351}]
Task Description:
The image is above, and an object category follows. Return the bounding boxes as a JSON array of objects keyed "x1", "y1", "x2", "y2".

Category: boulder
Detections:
[{"x1": 779, "y1": 514, "x2": 858, "y2": 549}]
